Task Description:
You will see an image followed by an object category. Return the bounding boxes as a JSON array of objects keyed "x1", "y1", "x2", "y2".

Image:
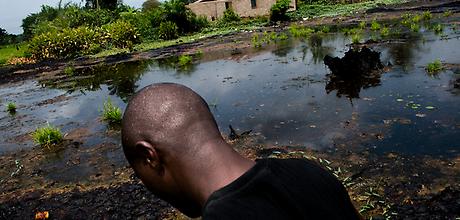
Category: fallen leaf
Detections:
[
  {"x1": 425, "y1": 106, "x2": 435, "y2": 110},
  {"x1": 416, "y1": 113, "x2": 426, "y2": 118},
  {"x1": 35, "y1": 211, "x2": 49, "y2": 220}
]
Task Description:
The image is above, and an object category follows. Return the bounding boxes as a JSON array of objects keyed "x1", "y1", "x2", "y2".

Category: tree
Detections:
[
  {"x1": 85, "y1": 0, "x2": 121, "y2": 10},
  {"x1": 0, "y1": 28, "x2": 8, "y2": 44},
  {"x1": 142, "y1": 0, "x2": 160, "y2": 12}
]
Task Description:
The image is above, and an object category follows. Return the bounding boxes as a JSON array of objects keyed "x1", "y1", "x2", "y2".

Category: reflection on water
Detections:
[{"x1": 1, "y1": 25, "x2": 460, "y2": 156}]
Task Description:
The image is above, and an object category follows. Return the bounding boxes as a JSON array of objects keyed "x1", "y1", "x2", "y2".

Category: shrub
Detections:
[
  {"x1": 178, "y1": 54, "x2": 192, "y2": 66},
  {"x1": 251, "y1": 34, "x2": 262, "y2": 48},
  {"x1": 158, "y1": 21, "x2": 179, "y2": 40},
  {"x1": 221, "y1": 9, "x2": 241, "y2": 23},
  {"x1": 102, "y1": 98, "x2": 122, "y2": 125},
  {"x1": 431, "y1": 24, "x2": 443, "y2": 34},
  {"x1": 422, "y1": 11, "x2": 432, "y2": 20},
  {"x1": 29, "y1": 26, "x2": 102, "y2": 60},
  {"x1": 64, "y1": 66, "x2": 76, "y2": 75},
  {"x1": 32, "y1": 124, "x2": 63, "y2": 148},
  {"x1": 370, "y1": 20, "x2": 381, "y2": 31},
  {"x1": 426, "y1": 59, "x2": 443, "y2": 74},
  {"x1": 6, "y1": 102, "x2": 16, "y2": 114},
  {"x1": 380, "y1": 27, "x2": 390, "y2": 38},
  {"x1": 351, "y1": 34, "x2": 361, "y2": 44},
  {"x1": 102, "y1": 20, "x2": 140, "y2": 49},
  {"x1": 410, "y1": 23, "x2": 420, "y2": 32},
  {"x1": 120, "y1": 11, "x2": 154, "y2": 39},
  {"x1": 270, "y1": 0, "x2": 291, "y2": 22},
  {"x1": 289, "y1": 24, "x2": 314, "y2": 38}
]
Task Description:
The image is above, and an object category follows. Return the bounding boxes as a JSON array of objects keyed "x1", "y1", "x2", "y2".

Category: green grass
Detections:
[
  {"x1": 93, "y1": 25, "x2": 259, "y2": 58},
  {"x1": 371, "y1": 20, "x2": 381, "y2": 31},
  {"x1": 102, "y1": 98, "x2": 122, "y2": 125},
  {"x1": 351, "y1": 34, "x2": 362, "y2": 44},
  {"x1": 251, "y1": 34, "x2": 262, "y2": 47},
  {"x1": 425, "y1": 59, "x2": 443, "y2": 74},
  {"x1": 0, "y1": 43, "x2": 28, "y2": 65},
  {"x1": 32, "y1": 124, "x2": 63, "y2": 148},
  {"x1": 380, "y1": 27, "x2": 390, "y2": 37},
  {"x1": 422, "y1": 11, "x2": 432, "y2": 20},
  {"x1": 289, "y1": 24, "x2": 315, "y2": 38},
  {"x1": 63, "y1": 65, "x2": 75, "y2": 76},
  {"x1": 431, "y1": 24, "x2": 443, "y2": 34},
  {"x1": 289, "y1": 0, "x2": 406, "y2": 20},
  {"x1": 410, "y1": 23, "x2": 420, "y2": 32},
  {"x1": 178, "y1": 54, "x2": 193, "y2": 66},
  {"x1": 6, "y1": 102, "x2": 16, "y2": 114}
]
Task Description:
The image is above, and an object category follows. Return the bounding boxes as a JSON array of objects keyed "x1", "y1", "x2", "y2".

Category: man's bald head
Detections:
[{"x1": 122, "y1": 83, "x2": 221, "y2": 162}]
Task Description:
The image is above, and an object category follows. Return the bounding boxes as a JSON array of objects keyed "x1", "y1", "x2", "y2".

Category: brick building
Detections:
[{"x1": 187, "y1": 0, "x2": 296, "y2": 21}]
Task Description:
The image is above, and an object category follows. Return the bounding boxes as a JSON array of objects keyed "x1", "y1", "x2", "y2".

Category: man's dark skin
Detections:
[
  {"x1": 122, "y1": 83, "x2": 360, "y2": 219},
  {"x1": 122, "y1": 83, "x2": 255, "y2": 217}
]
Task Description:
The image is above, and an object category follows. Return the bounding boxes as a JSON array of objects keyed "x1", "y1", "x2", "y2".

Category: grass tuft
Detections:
[
  {"x1": 102, "y1": 98, "x2": 122, "y2": 125},
  {"x1": 425, "y1": 59, "x2": 443, "y2": 74},
  {"x1": 178, "y1": 54, "x2": 193, "y2": 67},
  {"x1": 351, "y1": 34, "x2": 362, "y2": 44},
  {"x1": 371, "y1": 20, "x2": 381, "y2": 31},
  {"x1": 6, "y1": 102, "x2": 16, "y2": 114},
  {"x1": 32, "y1": 124, "x2": 63, "y2": 148},
  {"x1": 63, "y1": 66, "x2": 76, "y2": 76}
]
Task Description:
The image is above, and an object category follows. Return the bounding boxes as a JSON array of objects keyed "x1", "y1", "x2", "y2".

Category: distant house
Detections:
[{"x1": 187, "y1": 0, "x2": 296, "y2": 21}]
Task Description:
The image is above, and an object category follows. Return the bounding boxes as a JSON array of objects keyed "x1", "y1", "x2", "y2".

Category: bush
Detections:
[
  {"x1": 178, "y1": 54, "x2": 192, "y2": 66},
  {"x1": 102, "y1": 98, "x2": 122, "y2": 125},
  {"x1": 426, "y1": 59, "x2": 443, "y2": 74},
  {"x1": 32, "y1": 124, "x2": 63, "y2": 148},
  {"x1": 6, "y1": 102, "x2": 16, "y2": 114},
  {"x1": 29, "y1": 26, "x2": 102, "y2": 60},
  {"x1": 221, "y1": 9, "x2": 241, "y2": 23},
  {"x1": 102, "y1": 20, "x2": 140, "y2": 49},
  {"x1": 120, "y1": 10, "x2": 154, "y2": 39},
  {"x1": 158, "y1": 21, "x2": 179, "y2": 40},
  {"x1": 270, "y1": 0, "x2": 292, "y2": 22}
]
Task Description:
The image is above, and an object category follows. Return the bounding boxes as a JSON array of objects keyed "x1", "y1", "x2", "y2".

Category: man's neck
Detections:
[{"x1": 190, "y1": 139, "x2": 256, "y2": 207}]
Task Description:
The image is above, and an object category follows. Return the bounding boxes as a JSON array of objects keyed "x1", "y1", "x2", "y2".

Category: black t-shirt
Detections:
[{"x1": 202, "y1": 158, "x2": 361, "y2": 220}]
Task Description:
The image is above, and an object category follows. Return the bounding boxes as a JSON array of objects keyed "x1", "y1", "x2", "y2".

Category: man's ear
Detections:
[{"x1": 135, "y1": 141, "x2": 163, "y2": 174}]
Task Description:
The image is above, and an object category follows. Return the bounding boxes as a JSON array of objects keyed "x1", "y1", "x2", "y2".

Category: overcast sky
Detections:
[{"x1": 0, "y1": 0, "x2": 144, "y2": 34}]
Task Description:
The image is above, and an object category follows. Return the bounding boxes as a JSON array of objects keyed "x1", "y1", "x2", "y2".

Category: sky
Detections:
[{"x1": 0, "y1": 0, "x2": 144, "y2": 34}]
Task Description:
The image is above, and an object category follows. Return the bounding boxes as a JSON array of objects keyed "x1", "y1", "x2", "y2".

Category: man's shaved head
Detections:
[
  {"x1": 122, "y1": 83, "x2": 221, "y2": 161},
  {"x1": 121, "y1": 83, "x2": 225, "y2": 217}
]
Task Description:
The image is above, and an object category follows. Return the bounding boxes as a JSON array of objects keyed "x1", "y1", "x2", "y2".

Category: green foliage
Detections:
[
  {"x1": 142, "y1": 0, "x2": 161, "y2": 12},
  {"x1": 421, "y1": 11, "x2": 432, "y2": 20},
  {"x1": 158, "y1": 21, "x2": 179, "y2": 40},
  {"x1": 221, "y1": 9, "x2": 241, "y2": 23},
  {"x1": 178, "y1": 54, "x2": 192, "y2": 66},
  {"x1": 32, "y1": 124, "x2": 63, "y2": 148},
  {"x1": 102, "y1": 98, "x2": 122, "y2": 125},
  {"x1": 64, "y1": 66, "x2": 75, "y2": 75},
  {"x1": 425, "y1": 59, "x2": 443, "y2": 74},
  {"x1": 102, "y1": 20, "x2": 140, "y2": 49},
  {"x1": 443, "y1": 10, "x2": 452, "y2": 17},
  {"x1": 410, "y1": 23, "x2": 420, "y2": 32},
  {"x1": 358, "y1": 21, "x2": 366, "y2": 29},
  {"x1": 431, "y1": 24, "x2": 443, "y2": 34},
  {"x1": 289, "y1": 24, "x2": 314, "y2": 38},
  {"x1": 270, "y1": 0, "x2": 291, "y2": 22},
  {"x1": 120, "y1": 10, "x2": 154, "y2": 39},
  {"x1": 370, "y1": 20, "x2": 381, "y2": 31},
  {"x1": 351, "y1": 34, "x2": 362, "y2": 44},
  {"x1": 21, "y1": 5, "x2": 60, "y2": 40},
  {"x1": 380, "y1": 27, "x2": 390, "y2": 37},
  {"x1": 6, "y1": 102, "x2": 16, "y2": 114},
  {"x1": 412, "y1": 14, "x2": 422, "y2": 23},
  {"x1": 29, "y1": 20, "x2": 139, "y2": 60},
  {"x1": 251, "y1": 34, "x2": 262, "y2": 48},
  {"x1": 29, "y1": 26, "x2": 102, "y2": 60},
  {"x1": 85, "y1": 0, "x2": 120, "y2": 10}
]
